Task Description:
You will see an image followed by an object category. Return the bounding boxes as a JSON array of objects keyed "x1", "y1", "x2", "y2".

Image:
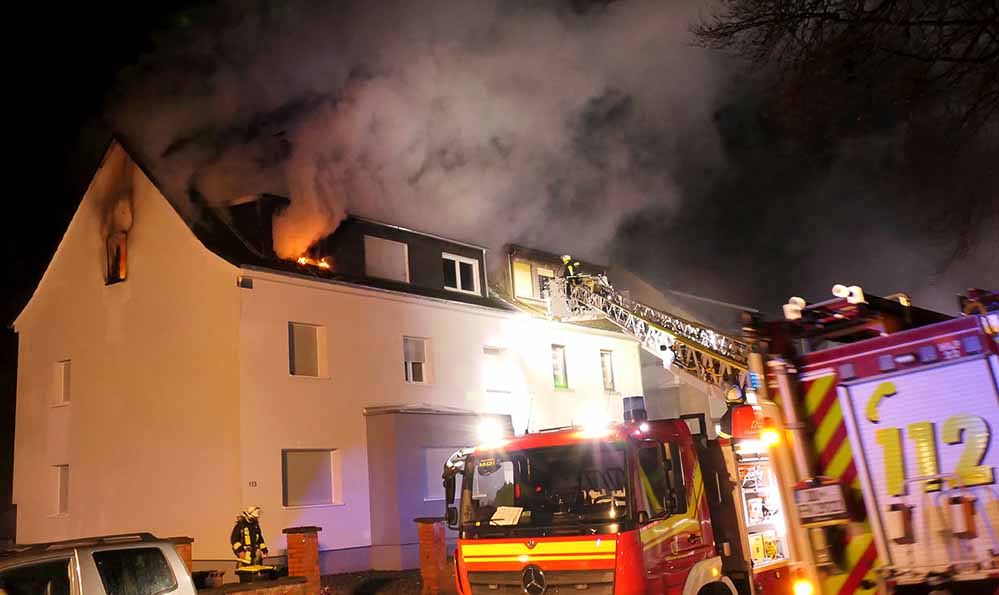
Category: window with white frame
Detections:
[
  {"x1": 404, "y1": 337, "x2": 430, "y2": 383},
  {"x1": 552, "y1": 344, "x2": 569, "y2": 389},
  {"x1": 282, "y1": 449, "x2": 341, "y2": 507},
  {"x1": 364, "y1": 235, "x2": 410, "y2": 283},
  {"x1": 424, "y1": 447, "x2": 460, "y2": 500},
  {"x1": 442, "y1": 253, "x2": 480, "y2": 295},
  {"x1": 54, "y1": 360, "x2": 71, "y2": 405},
  {"x1": 483, "y1": 347, "x2": 514, "y2": 393},
  {"x1": 288, "y1": 323, "x2": 325, "y2": 377},
  {"x1": 600, "y1": 350, "x2": 616, "y2": 392},
  {"x1": 54, "y1": 464, "x2": 69, "y2": 515}
]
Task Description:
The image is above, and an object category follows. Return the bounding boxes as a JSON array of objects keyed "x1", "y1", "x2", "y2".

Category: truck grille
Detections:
[{"x1": 467, "y1": 570, "x2": 614, "y2": 595}]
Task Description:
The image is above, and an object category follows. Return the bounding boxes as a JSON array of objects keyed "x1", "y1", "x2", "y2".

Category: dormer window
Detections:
[
  {"x1": 106, "y1": 232, "x2": 127, "y2": 284},
  {"x1": 442, "y1": 253, "x2": 480, "y2": 295},
  {"x1": 513, "y1": 259, "x2": 555, "y2": 300}
]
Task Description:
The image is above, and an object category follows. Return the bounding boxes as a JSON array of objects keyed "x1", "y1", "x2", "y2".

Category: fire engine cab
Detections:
[{"x1": 442, "y1": 398, "x2": 805, "y2": 595}]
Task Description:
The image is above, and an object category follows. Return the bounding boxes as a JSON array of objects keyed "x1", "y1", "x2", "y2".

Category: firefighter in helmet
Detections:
[
  {"x1": 231, "y1": 506, "x2": 268, "y2": 567},
  {"x1": 559, "y1": 255, "x2": 580, "y2": 279}
]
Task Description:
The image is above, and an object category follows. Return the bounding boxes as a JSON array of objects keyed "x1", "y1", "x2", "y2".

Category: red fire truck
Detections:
[
  {"x1": 746, "y1": 287, "x2": 999, "y2": 595},
  {"x1": 441, "y1": 400, "x2": 785, "y2": 595}
]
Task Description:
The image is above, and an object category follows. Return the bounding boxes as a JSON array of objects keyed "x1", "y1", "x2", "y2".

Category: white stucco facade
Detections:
[{"x1": 12, "y1": 142, "x2": 644, "y2": 570}]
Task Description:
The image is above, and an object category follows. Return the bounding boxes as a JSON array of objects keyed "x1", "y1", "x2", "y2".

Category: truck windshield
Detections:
[{"x1": 461, "y1": 442, "x2": 629, "y2": 536}]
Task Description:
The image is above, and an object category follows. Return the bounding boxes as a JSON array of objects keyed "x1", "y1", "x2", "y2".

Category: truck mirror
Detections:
[
  {"x1": 444, "y1": 477, "x2": 456, "y2": 505},
  {"x1": 446, "y1": 506, "x2": 459, "y2": 528},
  {"x1": 637, "y1": 510, "x2": 649, "y2": 525}
]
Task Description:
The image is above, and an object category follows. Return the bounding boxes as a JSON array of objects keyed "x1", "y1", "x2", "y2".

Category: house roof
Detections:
[{"x1": 104, "y1": 135, "x2": 522, "y2": 312}]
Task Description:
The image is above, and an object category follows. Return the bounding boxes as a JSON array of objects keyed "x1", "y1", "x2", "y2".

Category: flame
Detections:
[{"x1": 295, "y1": 255, "x2": 332, "y2": 270}]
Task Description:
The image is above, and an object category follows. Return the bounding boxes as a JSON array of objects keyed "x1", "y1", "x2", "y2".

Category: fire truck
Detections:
[
  {"x1": 746, "y1": 286, "x2": 999, "y2": 595},
  {"x1": 442, "y1": 274, "x2": 807, "y2": 595}
]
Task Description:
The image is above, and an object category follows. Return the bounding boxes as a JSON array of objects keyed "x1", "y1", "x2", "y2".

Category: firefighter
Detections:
[
  {"x1": 230, "y1": 506, "x2": 268, "y2": 567},
  {"x1": 716, "y1": 380, "x2": 746, "y2": 440},
  {"x1": 559, "y1": 255, "x2": 580, "y2": 279}
]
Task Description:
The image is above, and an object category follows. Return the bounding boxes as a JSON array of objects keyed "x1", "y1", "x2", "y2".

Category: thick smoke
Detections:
[
  {"x1": 109, "y1": 0, "x2": 996, "y2": 317},
  {"x1": 110, "y1": 0, "x2": 725, "y2": 266}
]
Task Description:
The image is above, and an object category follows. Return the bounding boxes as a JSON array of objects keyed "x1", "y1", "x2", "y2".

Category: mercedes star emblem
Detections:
[
  {"x1": 526, "y1": 540, "x2": 537, "y2": 549},
  {"x1": 522, "y1": 565, "x2": 547, "y2": 595}
]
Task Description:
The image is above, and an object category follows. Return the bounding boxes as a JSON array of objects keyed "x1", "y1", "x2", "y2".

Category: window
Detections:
[
  {"x1": 551, "y1": 344, "x2": 568, "y2": 389},
  {"x1": 106, "y1": 232, "x2": 127, "y2": 284},
  {"x1": 536, "y1": 267, "x2": 555, "y2": 298},
  {"x1": 54, "y1": 360, "x2": 71, "y2": 405},
  {"x1": 0, "y1": 558, "x2": 72, "y2": 595},
  {"x1": 512, "y1": 260, "x2": 556, "y2": 300},
  {"x1": 483, "y1": 347, "x2": 513, "y2": 393},
  {"x1": 93, "y1": 548, "x2": 176, "y2": 595},
  {"x1": 282, "y1": 449, "x2": 341, "y2": 507},
  {"x1": 513, "y1": 261, "x2": 534, "y2": 299},
  {"x1": 424, "y1": 447, "x2": 459, "y2": 500},
  {"x1": 404, "y1": 337, "x2": 430, "y2": 383},
  {"x1": 666, "y1": 442, "x2": 687, "y2": 514},
  {"x1": 288, "y1": 323, "x2": 325, "y2": 377},
  {"x1": 443, "y1": 253, "x2": 480, "y2": 295},
  {"x1": 600, "y1": 350, "x2": 615, "y2": 392},
  {"x1": 54, "y1": 464, "x2": 69, "y2": 515},
  {"x1": 636, "y1": 444, "x2": 668, "y2": 521},
  {"x1": 364, "y1": 235, "x2": 409, "y2": 283}
]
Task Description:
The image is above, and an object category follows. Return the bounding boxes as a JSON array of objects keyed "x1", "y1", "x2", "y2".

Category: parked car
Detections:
[{"x1": 0, "y1": 533, "x2": 196, "y2": 595}]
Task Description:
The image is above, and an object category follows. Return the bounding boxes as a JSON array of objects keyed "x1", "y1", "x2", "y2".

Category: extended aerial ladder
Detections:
[{"x1": 545, "y1": 273, "x2": 751, "y2": 393}]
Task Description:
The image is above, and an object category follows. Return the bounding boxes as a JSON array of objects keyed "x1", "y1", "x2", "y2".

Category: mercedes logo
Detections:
[
  {"x1": 522, "y1": 565, "x2": 546, "y2": 595},
  {"x1": 526, "y1": 540, "x2": 537, "y2": 549}
]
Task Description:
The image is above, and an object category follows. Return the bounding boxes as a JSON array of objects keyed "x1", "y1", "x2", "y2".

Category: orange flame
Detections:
[{"x1": 294, "y1": 255, "x2": 332, "y2": 270}]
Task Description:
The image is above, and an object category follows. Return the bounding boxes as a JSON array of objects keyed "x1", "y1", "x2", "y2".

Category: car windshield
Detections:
[{"x1": 461, "y1": 442, "x2": 628, "y2": 535}]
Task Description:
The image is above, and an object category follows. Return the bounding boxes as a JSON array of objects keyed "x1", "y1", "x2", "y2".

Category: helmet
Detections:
[
  {"x1": 244, "y1": 506, "x2": 261, "y2": 520},
  {"x1": 561, "y1": 255, "x2": 572, "y2": 264}
]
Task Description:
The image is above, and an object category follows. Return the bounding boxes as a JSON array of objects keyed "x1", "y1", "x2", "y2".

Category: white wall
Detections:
[
  {"x1": 13, "y1": 144, "x2": 243, "y2": 558},
  {"x1": 236, "y1": 271, "x2": 643, "y2": 555}
]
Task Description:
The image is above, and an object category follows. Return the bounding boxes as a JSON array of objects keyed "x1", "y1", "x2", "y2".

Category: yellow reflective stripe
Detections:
[
  {"x1": 825, "y1": 441, "x2": 855, "y2": 479},
  {"x1": 466, "y1": 555, "x2": 615, "y2": 563},
  {"x1": 462, "y1": 540, "x2": 616, "y2": 557},
  {"x1": 804, "y1": 375, "x2": 836, "y2": 414},
  {"x1": 259, "y1": 543, "x2": 267, "y2": 550},
  {"x1": 814, "y1": 401, "x2": 844, "y2": 453},
  {"x1": 232, "y1": 542, "x2": 242, "y2": 550},
  {"x1": 243, "y1": 528, "x2": 251, "y2": 545}
]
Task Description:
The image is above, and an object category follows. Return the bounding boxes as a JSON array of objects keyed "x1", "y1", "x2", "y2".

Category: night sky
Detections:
[
  {"x1": 0, "y1": 2, "x2": 201, "y2": 513},
  {"x1": 2, "y1": 1, "x2": 996, "y2": 513}
]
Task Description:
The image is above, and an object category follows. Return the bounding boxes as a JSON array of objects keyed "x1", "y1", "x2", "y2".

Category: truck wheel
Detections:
[{"x1": 697, "y1": 582, "x2": 733, "y2": 595}]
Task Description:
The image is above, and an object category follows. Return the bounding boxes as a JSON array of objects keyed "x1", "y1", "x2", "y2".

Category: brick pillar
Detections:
[
  {"x1": 284, "y1": 526, "x2": 322, "y2": 595},
  {"x1": 415, "y1": 517, "x2": 446, "y2": 595},
  {"x1": 168, "y1": 536, "x2": 194, "y2": 574}
]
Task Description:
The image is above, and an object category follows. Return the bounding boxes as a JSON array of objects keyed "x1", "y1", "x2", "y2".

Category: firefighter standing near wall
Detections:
[{"x1": 230, "y1": 506, "x2": 268, "y2": 567}]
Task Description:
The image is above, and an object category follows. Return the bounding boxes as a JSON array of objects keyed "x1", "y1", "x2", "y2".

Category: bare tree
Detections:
[{"x1": 694, "y1": 0, "x2": 999, "y2": 131}]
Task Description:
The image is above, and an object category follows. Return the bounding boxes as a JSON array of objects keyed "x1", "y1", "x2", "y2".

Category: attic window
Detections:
[{"x1": 106, "y1": 232, "x2": 127, "y2": 284}]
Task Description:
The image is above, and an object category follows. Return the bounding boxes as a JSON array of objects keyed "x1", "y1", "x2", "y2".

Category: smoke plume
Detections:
[
  {"x1": 108, "y1": 0, "x2": 996, "y2": 316},
  {"x1": 109, "y1": 0, "x2": 725, "y2": 265}
]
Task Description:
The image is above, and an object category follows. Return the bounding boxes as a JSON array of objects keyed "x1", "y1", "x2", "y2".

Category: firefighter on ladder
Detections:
[
  {"x1": 231, "y1": 506, "x2": 268, "y2": 567},
  {"x1": 559, "y1": 255, "x2": 583, "y2": 315}
]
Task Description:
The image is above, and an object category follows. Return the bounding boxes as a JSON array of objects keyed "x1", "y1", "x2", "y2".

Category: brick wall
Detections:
[
  {"x1": 169, "y1": 536, "x2": 194, "y2": 574},
  {"x1": 284, "y1": 526, "x2": 322, "y2": 595},
  {"x1": 416, "y1": 518, "x2": 446, "y2": 595}
]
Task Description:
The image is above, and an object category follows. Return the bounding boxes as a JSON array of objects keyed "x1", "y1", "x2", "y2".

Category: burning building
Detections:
[{"x1": 11, "y1": 140, "x2": 649, "y2": 576}]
